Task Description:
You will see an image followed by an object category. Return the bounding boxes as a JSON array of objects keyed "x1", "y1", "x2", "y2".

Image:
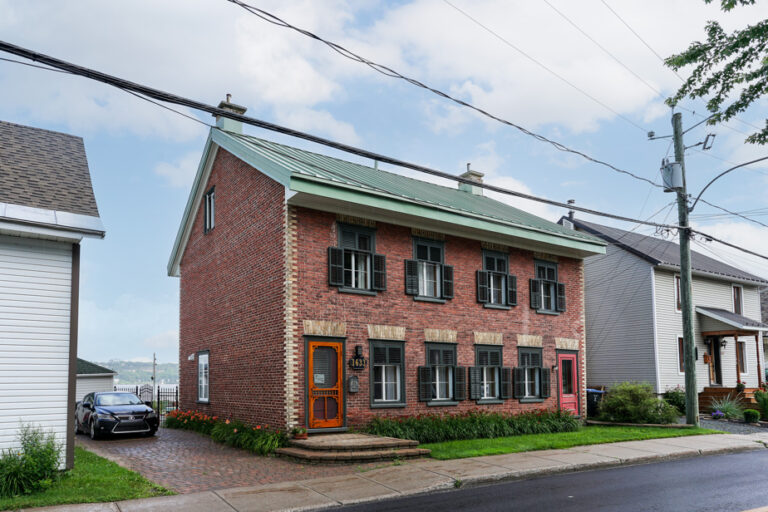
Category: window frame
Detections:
[
  {"x1": 197, "y1": 350, "x2": 210, "y2": 404},
  {"x1": 425, "y1": 342, "x2": 457, "y2": 403},
  {"x1": 677, "y1": 336, "x2": 685, "y2": 374},
  {"x1": 369, "y1": 340, "x2": 406, "y2": 408},
  {"x1": 203, "y1": 186, "x2": 215, "y2": 234},
  {"x1": 475, "y1": 345, "x2": 502, "y2": 402},
  {"x1": 337, "y1": 223, "x2": 376, "y2": 293},
  {"x1": 519, "y1": 347, "x2": 543, "y2": 401},
  {"x1": 413, "y1": 238, "x2": 445, "y2": 301},
  {"x1": 737, "y1": 340, "x2": 748, "y2": 375},
  {"x1": 534, "y1": 260, "x2": 559, "y2": 313},
  {"x1": 732, "y1": 285, "x2": 743, "y2": 316},
  {"x1": 483, "y1": 250, "x2": 508, "y2": 307},
  {"x1": 674, "y1": 275, "x2": 682, "y2": 313}
]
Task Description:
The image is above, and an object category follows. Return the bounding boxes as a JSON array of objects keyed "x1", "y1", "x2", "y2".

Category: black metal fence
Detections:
[{"x1": 114, "y1": 384, "x2": 179, "y2": 420}]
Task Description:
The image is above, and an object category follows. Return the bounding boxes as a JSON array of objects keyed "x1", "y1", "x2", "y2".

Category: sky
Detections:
[{"x1": 1, "y1": 0, "x2": 767, "y2": 364}]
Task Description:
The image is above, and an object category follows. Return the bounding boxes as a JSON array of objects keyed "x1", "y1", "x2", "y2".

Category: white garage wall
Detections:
[
  {"x1": 0, "y1": 235, "x2": 72, "y2": 461},
  {"x1": 75, "y1": 375, "x2": 114, "y2": 401}
]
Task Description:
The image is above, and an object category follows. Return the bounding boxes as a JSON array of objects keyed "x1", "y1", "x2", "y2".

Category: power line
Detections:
[
  {"x1": 223, "y1": 0, "x2": 662, "y2": 188},
  {"x1": 2, "y1": 39, "x2": 764, "y2": 264},
  {"x1": 440, "y1": 0, "x2": 647, "y2": 132},
  {"x1": 697, "y1": 198, "x2": 768, "y2": 229}
]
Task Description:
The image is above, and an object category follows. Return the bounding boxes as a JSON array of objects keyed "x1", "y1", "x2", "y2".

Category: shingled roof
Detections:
[
  {"x1": 76, "y1": 358, "x2": 116, "y2": 376},
  {"x1": 568, "y1": 218, "x2": 768, "y2": 286},
  {"x1": 0, "y1": 121, "x2": 99, "y2": 217}
]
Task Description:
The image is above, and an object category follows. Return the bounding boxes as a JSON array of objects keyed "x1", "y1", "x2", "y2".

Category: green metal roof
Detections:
[
  {"x1": 76, "y1": 358, "x2": 116, "y2": 375},
  {"x1": 215, "y1": 130, "x2": 604, "y2": 247}
]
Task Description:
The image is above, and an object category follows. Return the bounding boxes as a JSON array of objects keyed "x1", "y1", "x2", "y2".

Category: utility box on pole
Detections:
[{"x1": 661, "y1": 161, "x2": 683, "y2": 192}]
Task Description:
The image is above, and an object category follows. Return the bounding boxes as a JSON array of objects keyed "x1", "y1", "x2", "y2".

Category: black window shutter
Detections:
[
  {"x1": 442, "y1": 265, "x2": 454, "y2": 299},
  {"x1": 454, "y1": 366, "x2": 467, "y2": 400},
  {"x1": 541, "y1": 368, "x2": 551, "y2": 398},
  {"x1": 476, "y1": 270, "x2": 489, "y2": 303},
  {"x1": 418, "y1": 366, "x2": 433, "y2": 401},
  {"x1": 513, "y1": 367, "x2": 526, "y2": 399},
  {"x1": 469, "y1": 366, "x2": 482, "y2": 400},
  {"x1": 328, "y1": 247, "x2": 344, "y2": 286},
  {"x1": 507, "y1": 275, "x2": 517, "y2": 306},
  {"x1": 529, "y1": 279, "x2": 542, "y2": 309},
  {"x1": 500, "y1": 367, "x2": 513, "y2": 399},
  {"x1": 556, "y1": 283, "x2": 566, "y2": 312},
  {"x1": 372, "y1": 254, "x2": 387, "y2": 291},
  {"x1": 404, "y1": 259, "x2": 419, "y2": 295}
]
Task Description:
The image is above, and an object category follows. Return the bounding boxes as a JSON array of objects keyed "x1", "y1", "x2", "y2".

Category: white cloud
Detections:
[
  {"x1": 690, "y1": 220, "x2": 768, "y2": 281},
  {"x1": 142, "y1": 330, "x2": 179, "y2": 350},
  {"x1": 274, "y1": 107, "x2": 361, "y2": 145},
  {"x1": 154, "y1": 151, "x2": 202, "y2": 188}
]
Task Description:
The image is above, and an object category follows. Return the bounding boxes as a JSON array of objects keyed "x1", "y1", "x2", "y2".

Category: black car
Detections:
[{"x1": 75, "y1": 392, "x2": 159, "y2": 439}]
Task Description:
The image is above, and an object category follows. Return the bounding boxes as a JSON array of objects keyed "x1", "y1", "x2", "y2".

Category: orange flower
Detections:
[
  {"x1": 225, "y1": 419, "x2": 230, "y2": 425},
  {"x1": 233, "y1": 428, "x2": 238, "y2": 433}
]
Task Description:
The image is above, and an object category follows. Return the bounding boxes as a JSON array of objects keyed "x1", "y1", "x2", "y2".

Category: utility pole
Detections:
[{"x1": 672, "y1": 112, "x2": 699, "y2": 426}]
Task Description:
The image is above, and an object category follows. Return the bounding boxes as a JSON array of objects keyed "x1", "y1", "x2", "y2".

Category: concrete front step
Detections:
[
  {"x1": 288, "y1": 433, "x2": 419, "y2": 452},
  {"x1": 276, "y1": 446, "x2": 430, "y2": 463}
]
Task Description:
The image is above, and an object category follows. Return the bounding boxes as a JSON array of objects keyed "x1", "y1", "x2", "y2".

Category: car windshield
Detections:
[{"x1": 95, "y1": 393, "x2": 143, "y2": 406}]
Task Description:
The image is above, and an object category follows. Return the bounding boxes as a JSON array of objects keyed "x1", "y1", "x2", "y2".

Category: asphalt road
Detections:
[{"x1": 340, "y1": 451, "x2": 768, "y2": 512}]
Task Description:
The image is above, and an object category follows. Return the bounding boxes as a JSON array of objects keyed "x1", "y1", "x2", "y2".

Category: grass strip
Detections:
[
  {"x1": 0, "y1": 446, "x2": 172, "y2": 511},
  {"x1": 422, "y1": 425, "x2": 722, "y2": 460}
]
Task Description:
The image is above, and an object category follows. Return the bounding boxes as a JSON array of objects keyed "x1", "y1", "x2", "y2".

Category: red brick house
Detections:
[{"x1": 168, "y1": 101, "x2": 606, "y2": 432}]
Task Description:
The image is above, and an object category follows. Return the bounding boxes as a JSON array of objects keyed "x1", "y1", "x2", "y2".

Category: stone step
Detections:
[
  {"x1": 275, "y1": 446, "x2": 430, "y2": 463},
  {"x1": 288, "y1": 433, "x2": 418, "y2": 452}
]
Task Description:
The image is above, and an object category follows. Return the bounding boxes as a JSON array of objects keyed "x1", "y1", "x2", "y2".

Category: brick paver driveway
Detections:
[{"x1": 76, "y1": 428, "x2": 381, "y2": 494}]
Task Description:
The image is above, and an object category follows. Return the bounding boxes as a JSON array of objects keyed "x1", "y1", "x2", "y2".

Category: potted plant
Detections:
[
  {"x1": 291, "y1": 426, "x2": 308, "y2": 440},
  {"x1": 736, "y1": 382, "x2": 746, "y2": 393}
]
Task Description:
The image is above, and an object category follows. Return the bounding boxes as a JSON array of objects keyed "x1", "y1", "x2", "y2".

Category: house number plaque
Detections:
[{"x1": 348, "y1": 357, "x2": 368, "y2": 370}]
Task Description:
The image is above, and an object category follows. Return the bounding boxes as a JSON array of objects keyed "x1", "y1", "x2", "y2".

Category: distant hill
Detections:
[{"x1": 99, "y1": 360, "x2": 178, "y2": 386}]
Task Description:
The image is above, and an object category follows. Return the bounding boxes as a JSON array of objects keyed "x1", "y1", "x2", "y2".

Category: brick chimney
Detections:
[
  {"x1": 214, "y1": 94, "x2": 248, "y2": 134},
  {"x1": 459, "y1": 164, "x2": 484, "y2": 196}
]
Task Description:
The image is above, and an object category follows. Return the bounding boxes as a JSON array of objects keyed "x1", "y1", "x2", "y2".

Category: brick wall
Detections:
[
  {"x1": 292, "y1": 209, "x2": 587, "y2": 427},
  {"x1": 179, "y1": 149, "x2": 287, "y2": 428}
]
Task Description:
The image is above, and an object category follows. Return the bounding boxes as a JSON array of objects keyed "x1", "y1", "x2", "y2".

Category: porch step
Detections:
[
  {"x1": 275, "y1": 433, "x2": 429, "y2": 463},
  {"x1": 698, "y1": 387, "x2": 759, "y2": 410},
  {"x1": 275, "y1": 446, "x2": 430, "y2": 463},
  {"x1": 287, "y1": 433, "x2": 418, "y2": 452}
]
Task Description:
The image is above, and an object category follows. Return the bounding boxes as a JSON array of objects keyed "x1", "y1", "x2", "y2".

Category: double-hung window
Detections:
[
  {"x1": 530, "y1": 261, "x2": 565, "y2": 313},
  {"x1": 371, "y1": 341, "x2": 405, "y2": 406},
  {"x1": 418, "y1": 343, "x2": 465, "y2": 403},
  {"x1": 203, "y1": 186, "x2": 215, "y2": 234},
  {"x1": 476, "y1": 250, "x2": 517, "y2": 307},
  {"x1": 514, "y1": 348, "x2": 550, "y2": 400},
  {"x1": 405, "y1": 239, "x2": 453, "y2": 301},
  {"x1": 198, "y1": 351, "x2": 210, "y2": 403},
  {"x1": 328, "y1": 224, "x2": 386, "y2": 293},
  {"x1": 470, "y1": 346, "x2": 512, "y2": 401},
  {"x1": 733, "y1": 285, "x2": 743, "y2": 315}
]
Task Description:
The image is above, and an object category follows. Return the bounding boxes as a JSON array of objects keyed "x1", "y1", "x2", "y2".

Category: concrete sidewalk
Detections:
[{"x1": 27, "y1": 433, "x2": 768, "y2": 512}]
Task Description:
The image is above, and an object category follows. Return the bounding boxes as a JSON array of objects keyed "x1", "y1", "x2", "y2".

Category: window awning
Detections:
[{"x1": 696, "y1": 306, "x2": 768, "y2": 333}]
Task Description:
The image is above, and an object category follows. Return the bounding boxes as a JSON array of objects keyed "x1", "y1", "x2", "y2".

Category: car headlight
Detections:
[{"x1": 146, "y1": 411, "x2": 157, "y2": 419}]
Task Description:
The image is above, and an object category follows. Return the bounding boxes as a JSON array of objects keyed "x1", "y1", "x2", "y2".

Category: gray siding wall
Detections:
[
  {"x1": 654, "y1": 269, "x2": 763, "y2": 392},
  {"x1": 584, "y1": 243, "x2": 657, "y2": 389}
]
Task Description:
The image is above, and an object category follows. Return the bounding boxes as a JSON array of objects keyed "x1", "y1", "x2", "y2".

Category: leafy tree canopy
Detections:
[{"x1": 666, "y1": 0, "x2": 768, "y2": 144}]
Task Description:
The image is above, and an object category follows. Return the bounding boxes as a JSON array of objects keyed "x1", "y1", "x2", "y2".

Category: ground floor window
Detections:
[
  {"x1": 419, "y1": 343, "x2": 465, "y2": 402},
  {"x1": 514, "y1": 348, "x2": 550, "y2": 400},
  {"x1": 678, "y1": 337, "x2": 685, "y2": 373},
  {"x1": 371, "y1": 341, "x2": 405, "y2": 405},
  {"x1": 197, "y1": 351, "x2": 209, "y2": 403},
  {"x1": 737, "y1": 340, "x2": 747, "y2": 374},
  {"x1": 471, "y1": 345, "x2": 504, "y2": 400}
]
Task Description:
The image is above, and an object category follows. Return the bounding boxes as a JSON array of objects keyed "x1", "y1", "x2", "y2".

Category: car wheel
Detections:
[
  {"x1": 145, "y1": 429, "x2": 157, "y2": 437},
  {"x1": 89, "y1": 420, "x2": 99, "y2": 440}
]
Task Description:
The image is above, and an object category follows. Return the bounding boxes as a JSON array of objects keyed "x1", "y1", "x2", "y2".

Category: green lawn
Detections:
[
  {"x1": 0, "y1": 447, "x2": 173, "y2": 511},
  {"x1": 422, "y1": 426, "x2": 722, "y2": 460}
]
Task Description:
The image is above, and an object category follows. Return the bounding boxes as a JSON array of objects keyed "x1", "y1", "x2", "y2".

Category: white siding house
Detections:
[
  {"x1": 0, "y1": 121, "x2": 104, "y2": 469},
  {"x1": 565, "y1": 217, "x2": 768, "y2": 397},
  {"x1": 75, "y1": 359, "x2": 116, "y2": 402}
]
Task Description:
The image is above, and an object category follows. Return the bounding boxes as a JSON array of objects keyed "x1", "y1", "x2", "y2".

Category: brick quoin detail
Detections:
[{"x1": 178, "y1": 150, "x2": 587, "y2": 430}]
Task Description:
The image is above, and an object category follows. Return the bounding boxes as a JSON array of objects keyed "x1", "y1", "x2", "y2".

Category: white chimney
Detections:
[
  {"x1": 459, "y1": 164, "x2": 484, "y2": 196},
  {"x1": 214, "y1": 94, "x2": 248, "y2": 134}
]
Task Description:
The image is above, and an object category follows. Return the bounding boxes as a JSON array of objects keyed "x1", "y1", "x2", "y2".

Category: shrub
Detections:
[
  {"x1": 755, "y1": 390, "x2": 768, "y2": 419},
  {"x1": 0, "y1": 424, "x2": 61, "y2": 498},
  {"x1": 365, "y1": 410, "x2": 579, "y2": 444},
  {"x1": 744, "y1": 409, "x2": 761, "y2": 423},
  {"x1": 708, "y1": 394, "x2": 743, "y2": 420},
  {"x1": 598, "y1": 382, "x2": 679, "y2": 424},
  {"x1": 165, "y1": 410, "x2": 287, "y2": 455},
  {"x1": 736, "y1": 382, "x2": 746, "y2": 393},
  {"x1": 663, "y1": 386, "x2": 686, "y2": 415}
]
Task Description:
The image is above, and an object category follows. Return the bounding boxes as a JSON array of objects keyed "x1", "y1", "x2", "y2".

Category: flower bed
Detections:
[
  {"x1": 164, "y1": 410, "x2": 287, "y2": 455},
  {"x1": 365, "y1": 410, "x2": 579, "y2": 444}
]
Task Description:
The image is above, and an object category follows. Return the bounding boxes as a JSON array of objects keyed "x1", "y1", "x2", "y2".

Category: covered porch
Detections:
[{"x1": 696, "y1": 306, "x2": 768, "y2": 409}]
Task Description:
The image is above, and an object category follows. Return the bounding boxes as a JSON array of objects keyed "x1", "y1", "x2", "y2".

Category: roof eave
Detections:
[
  {"x1": 656, "y1": 263, "x2": 768, "y2": 287},
  {"x1": 695, "y1": 306, "x2": 768, "y2": 331}
]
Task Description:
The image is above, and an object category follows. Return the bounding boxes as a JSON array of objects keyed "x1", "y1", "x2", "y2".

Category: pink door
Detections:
[{"x1": 558, "y1": 353, "x2": 579, "y2": 414}]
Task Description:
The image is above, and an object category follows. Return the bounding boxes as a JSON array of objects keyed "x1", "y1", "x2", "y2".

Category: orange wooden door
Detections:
[
  {"x1": 558, "y1": 353, "x2": 579, "y2": 414},
  {"x1": 308, "y1": 341, "x2": 343, "y2": 429}
]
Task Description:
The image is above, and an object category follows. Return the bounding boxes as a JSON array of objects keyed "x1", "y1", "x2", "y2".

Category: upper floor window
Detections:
[
  {"x1": 418, "y1": 343, "x2": 465, "y2": 403},
  {"x1": 530, "y1": 261, "x2": 565, "y2": 313},
  {"x1": 328, "y1": 224, "x2": 386, "y2": 293},
  {"x1": 733, "y1": 285, "x2": 743, "y2": 315},
  {"x1": 405, "y1": 239, "x2": 453, "y2": 301},
  {"x1": 477, "y1": 251, "x2": 517, "y2": 307},
  {"x1": 203, "y1": 187, "x2": 215, "y2": 233},
  {"x1": 674, "y1": 275, "x2": 682, "y2": 312}
]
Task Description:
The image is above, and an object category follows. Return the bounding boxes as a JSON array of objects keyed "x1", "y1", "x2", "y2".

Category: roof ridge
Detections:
[{"x1": 0, "y1": 120, "x2": 83, "y2": 141}]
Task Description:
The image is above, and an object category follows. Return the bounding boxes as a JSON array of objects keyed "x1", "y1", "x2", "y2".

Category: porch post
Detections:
[
  {"x1": 735, "y1": 334, "x2": 741, "y2": 384},
  {"x1": 756, "y1": 333, "x2": 763, "y2": 388}
]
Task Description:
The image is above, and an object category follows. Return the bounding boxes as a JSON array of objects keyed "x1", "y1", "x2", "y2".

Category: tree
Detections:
[{"x1": 665, "y1": 0, "x2": 768, "y2": 144}]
